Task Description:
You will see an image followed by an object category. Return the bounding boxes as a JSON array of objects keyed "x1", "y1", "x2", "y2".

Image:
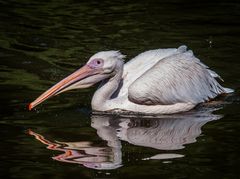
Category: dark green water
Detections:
[{"x1": 1, "y1": 0, "x2": 240, "y2": 178}]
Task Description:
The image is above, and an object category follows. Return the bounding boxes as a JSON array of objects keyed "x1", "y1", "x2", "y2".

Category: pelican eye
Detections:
[{"x1": 88, "y1": 58, "x2": 104, "y2": 69}]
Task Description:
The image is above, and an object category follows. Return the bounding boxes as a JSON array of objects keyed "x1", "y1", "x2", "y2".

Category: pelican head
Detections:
[{"x1": 28, "y1": 51, "x2": 125, "y2": 110}]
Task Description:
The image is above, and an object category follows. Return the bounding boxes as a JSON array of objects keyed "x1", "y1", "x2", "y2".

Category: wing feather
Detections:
[
  {"x1": 118, "y1": 46, "x2": 188, "y2": 97},
  {"x1": 128, "y1": 50, "x2": 228, "y2": 105}
]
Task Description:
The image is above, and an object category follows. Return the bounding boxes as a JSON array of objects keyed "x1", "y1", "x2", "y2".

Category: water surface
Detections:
[{"x1": 0, "y1": 0, "x2": 240, "y2": 178}]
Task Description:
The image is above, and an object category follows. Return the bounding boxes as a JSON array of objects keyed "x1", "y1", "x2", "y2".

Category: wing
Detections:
[
  {"x1": 128, "y1": 50, "x2": 228, "y2": 105},
  {"x1": 117, "y1": 45, "x2": 188, "y2": 97}
]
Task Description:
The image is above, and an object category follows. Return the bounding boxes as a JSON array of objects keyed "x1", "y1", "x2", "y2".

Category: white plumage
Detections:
[{"x1": 29, "y1": 45, "x2": 233, "y2": 114}]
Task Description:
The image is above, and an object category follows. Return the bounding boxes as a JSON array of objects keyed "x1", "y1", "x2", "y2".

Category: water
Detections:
[{"x1": 1, "y1": 0, "x2": 240, "y2": 178}]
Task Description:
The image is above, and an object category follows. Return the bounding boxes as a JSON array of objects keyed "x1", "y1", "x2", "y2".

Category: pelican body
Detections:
[{"x1": 29, "y1": 45, "x2": 233, "y2": 114}]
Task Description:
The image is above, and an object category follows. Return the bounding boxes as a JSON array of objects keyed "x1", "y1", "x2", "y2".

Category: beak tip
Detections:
[{"x1": 28, "y1": 103, "x2": 33, "y2": 111}]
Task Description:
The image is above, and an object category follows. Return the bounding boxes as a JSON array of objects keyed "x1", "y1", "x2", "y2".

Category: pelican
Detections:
[{"x1": 29, "y1": 45, "x2": 233, "y2": 114}]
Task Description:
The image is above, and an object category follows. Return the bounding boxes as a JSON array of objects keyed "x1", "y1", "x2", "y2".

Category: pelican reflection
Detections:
[{"x1": 28, "y1": 107, "x2": 222, "y2": 170}]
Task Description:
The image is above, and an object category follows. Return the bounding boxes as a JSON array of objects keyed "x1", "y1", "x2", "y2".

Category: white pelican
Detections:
[{"x1": 29, "y1": 45, "x2": 233, "y2": 114}]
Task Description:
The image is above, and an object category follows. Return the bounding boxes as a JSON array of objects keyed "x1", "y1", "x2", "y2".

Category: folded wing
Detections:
[
  {"x1": 128, "y1": 49, "x2": 230, "y2": 105},
  {"x1": 118, "y1": 45, "x2": 188, "y2": 97}
]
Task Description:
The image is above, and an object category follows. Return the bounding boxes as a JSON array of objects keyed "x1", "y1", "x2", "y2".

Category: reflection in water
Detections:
[
  {"x1": 28, "y1": 129, "x2": 122, "y2": 170},
  {"x1": 28, "y1": 106, "x2": 222, "y2": 170}
]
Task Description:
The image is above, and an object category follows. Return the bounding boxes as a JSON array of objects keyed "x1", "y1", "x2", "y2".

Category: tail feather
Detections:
[
  {"x1": 223, "y1": 87, "x2": 234, "y2": 94},
  {"x1": 208, "y1": 69, "x2": 224, "y2": 82}
]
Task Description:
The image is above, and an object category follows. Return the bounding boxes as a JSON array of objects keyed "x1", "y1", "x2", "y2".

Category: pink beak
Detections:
[{"x1": 28, "y1": 65, "x2": 98, "y2": 110}]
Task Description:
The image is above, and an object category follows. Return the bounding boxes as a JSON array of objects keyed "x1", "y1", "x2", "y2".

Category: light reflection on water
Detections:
[{"x1": 28, "y1": 106, "x2": 221, "y2": 170}]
